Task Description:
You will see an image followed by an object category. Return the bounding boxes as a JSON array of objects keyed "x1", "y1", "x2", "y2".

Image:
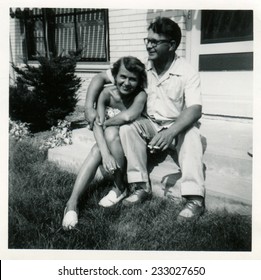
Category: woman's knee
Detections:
[
  {"x1": 90, "y1": 144, "x2": 101, "y2": 158},
  {"x1": 104, "y1": 127, "x2": 120, "y2": 144}
]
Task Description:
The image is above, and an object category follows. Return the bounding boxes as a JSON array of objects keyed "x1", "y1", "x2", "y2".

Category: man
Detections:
[
  {"x1": 85, "y1": 16, "x2": 205, "y2": 221},
  {"x1": 118, "y1": 17, "x2": 205, "y2": 221}
]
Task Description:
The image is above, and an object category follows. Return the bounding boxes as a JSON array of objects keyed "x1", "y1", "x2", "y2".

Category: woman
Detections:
[{"x1": 62, "y1": 56, "x2": 148, "y2": 230}]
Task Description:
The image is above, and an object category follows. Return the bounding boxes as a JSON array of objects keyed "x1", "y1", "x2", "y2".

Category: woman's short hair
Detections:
[
  {"x1": 111, "y1": 56, "x2": 147, "y2": 89},
  {"x1": 148, "y1": 16, "x2": 181, "y2": 50}
]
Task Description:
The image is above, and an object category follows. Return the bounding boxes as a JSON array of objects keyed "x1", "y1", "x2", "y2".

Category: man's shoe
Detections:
[
  {"x1": 177, "y1": 199, "x2": 205, "y2": 222},
  {"x1": 129, "y1": 182, "x2": 151, "y2": 193},
  {"x1": 122, "y1": 189, "x2": 151, "y2": 206}
]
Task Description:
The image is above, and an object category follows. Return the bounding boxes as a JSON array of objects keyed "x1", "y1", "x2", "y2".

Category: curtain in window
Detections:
[
  {"x1": 34, "y1": 20, "x2": 45, "y2": 55},
  {"x1": 54, "y1": 9, "x2": 106, "y2": 60},
  {"x1": 27, "y1": 8, "x2": 108, "y2": 61},
  {"x1": 30, "y1": 9, "x2": 45, "y2": 57},
  {"x1": 76, "y1": 11, "x2": 106, "y2": 60},
  {"x1": 55, "y1": 9, "x2": 76, "y2": 56}
]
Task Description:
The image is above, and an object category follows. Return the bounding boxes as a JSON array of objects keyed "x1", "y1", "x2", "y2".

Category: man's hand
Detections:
[
  {"x1": 85, "y1": 108, "x2": 97, "y2": 130},
  {"x1": 148, "y1": 129, "x2": 175, "y2": 152}
]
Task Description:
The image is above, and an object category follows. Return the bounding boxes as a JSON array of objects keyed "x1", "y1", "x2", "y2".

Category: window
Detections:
[
  {"x1": 199, "y1": 10, "x2": 253, "y2": 71},
  {"x1": 201, "y1": 10, "x2": 253, "y2": 44},
  {"x1": 24, "y1": 8, "x2": 109, "y2": 62}
]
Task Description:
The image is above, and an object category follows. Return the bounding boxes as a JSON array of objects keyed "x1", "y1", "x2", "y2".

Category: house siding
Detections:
[
  {"x1": 108, "y1": 9, "x2": 186, "y2": 63},
  {"x1": 9, "y1": 17, "x2": 25, "y2": 66}
]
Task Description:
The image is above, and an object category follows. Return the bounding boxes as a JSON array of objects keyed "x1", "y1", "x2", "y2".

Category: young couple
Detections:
[{"x1": 62, "y1": 16, "x2": 205, "y2": 230}]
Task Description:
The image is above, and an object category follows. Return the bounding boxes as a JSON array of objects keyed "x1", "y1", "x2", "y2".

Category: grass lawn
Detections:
[{"x1": 8, "y1": 135, "x2": 252, "y2": 251}]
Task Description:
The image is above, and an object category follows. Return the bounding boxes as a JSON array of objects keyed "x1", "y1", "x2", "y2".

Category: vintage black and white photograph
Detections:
[{"x1": 6, "y1": 5, "x2": 255, "y2": 253}]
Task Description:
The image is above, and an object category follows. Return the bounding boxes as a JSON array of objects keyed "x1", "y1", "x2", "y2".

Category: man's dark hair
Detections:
[
  {"x1": 148, "y1": 16, "x2": 182, "y2": 50},
  {"x1": 111, "y1": 56, "x2": 147, "y2": 89}
]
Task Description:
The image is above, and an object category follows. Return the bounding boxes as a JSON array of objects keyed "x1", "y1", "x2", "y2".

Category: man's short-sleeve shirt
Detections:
[{"x1": 145, "y1": 55, "x2": 202, "y2": 129}]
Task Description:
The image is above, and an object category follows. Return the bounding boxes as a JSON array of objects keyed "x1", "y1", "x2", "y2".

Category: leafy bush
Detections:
[
  {"x1": 10, "y1": 54, "x2": 81, "y2": 132},
  {"x1": 39, "y1": 119, "x2": 72, "y2": 150},
  {"x1": 9, "y1": 119, "x2": 31, "y2": 141}
]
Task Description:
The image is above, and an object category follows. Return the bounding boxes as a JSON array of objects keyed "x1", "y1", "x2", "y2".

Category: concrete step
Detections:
[
  {"x1": 204, "y1": 152, "x2": 251, "y2": 178},
  {"x1": 71, "y1": 127, "x2": 252, "y2": 178},
  {"x1": 50, "y1": 127, "x2": 252, "y2": 180},
  {"x1": 200, "y1": 117, "x2": 252, "y2": 160},
  {"x1": 149, "y1": 174, "x2": 251, "y2": 215},
  {"x1": 48, "y1": 118, "x2": 252, "y2": 215},
  {"x1": 71, "y1": 127, "x2": 95, "y2": 146},
  {"x1": 48, "y1": 143, "x2": 251, "y2": 215},
  {"x1": 48, "y1": 143, "x2": 91, "y2": 174},
  {"x1": 48, "y1": 143, "x2": 106, "y2": 181},
  {"x1": 149, "y1": 159, "x2": 251, "y2": 203}
]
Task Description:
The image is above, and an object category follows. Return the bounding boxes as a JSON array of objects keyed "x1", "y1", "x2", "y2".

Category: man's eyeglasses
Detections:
[{"x1": 143, "y1": 38, "x2": 171, "y2": 47}]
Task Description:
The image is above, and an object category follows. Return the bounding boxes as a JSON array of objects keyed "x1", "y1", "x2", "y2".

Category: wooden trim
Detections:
[{"x1": 75, "y1": 62, "x2": 110, "y2": 72}]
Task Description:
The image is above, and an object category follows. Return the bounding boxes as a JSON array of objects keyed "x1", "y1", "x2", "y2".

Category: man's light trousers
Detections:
[{"x1": 119, "y1": 119, "x2": 205, "y2": 197}]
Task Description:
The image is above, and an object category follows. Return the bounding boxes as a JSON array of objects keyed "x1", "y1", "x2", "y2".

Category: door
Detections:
[{"x1": 186, "y1": 10, "x2": 253, "y2": 118}]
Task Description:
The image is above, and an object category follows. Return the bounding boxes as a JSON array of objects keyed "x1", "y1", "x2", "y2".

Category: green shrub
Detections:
[
  {"x1": 39, "y1": 119, "x2": 72, "y2": 150},
  {"x1": 10, "y1": 54, "x2": 81, "y2": 132},
  {"x1": 9, "y1": 119, "x2": 31, "y2": 141}
]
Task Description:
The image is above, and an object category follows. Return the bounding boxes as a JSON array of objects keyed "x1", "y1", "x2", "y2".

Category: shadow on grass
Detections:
[{"x1": 8, "y1": 139, "x2": 251, "y2": 251}]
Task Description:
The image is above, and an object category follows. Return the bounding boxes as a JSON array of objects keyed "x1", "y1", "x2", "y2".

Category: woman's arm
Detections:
[
  {"x1": 84, "y1": 71, "x2": 112, "y2": 129},
  {"x1": 93, "y1": 91, "x2": 119, "y2": 173},
  {"x1": 104, "y1": 90, "x2": 147, "y2": 127},
  {"x1": 93, "y1": 90, "x2": 110, "y2": 156}
]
